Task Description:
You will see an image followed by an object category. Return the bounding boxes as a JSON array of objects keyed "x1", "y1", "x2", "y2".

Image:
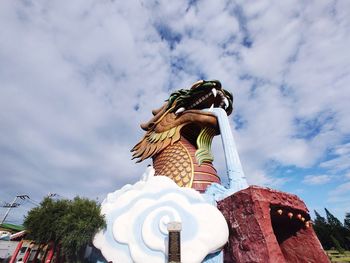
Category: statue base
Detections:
[{"x1": 217, "y1": 186, "x2": 330, "y2": 263}]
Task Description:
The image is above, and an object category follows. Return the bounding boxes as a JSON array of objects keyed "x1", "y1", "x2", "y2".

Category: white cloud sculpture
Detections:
[{"x1": 93, "y1": 167, "x2": 228, "y2": 263}]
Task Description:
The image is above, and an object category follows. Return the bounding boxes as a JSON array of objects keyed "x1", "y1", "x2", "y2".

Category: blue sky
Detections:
[{"x1": 0, "y1": 0, "x2": 350, "y2": 224}]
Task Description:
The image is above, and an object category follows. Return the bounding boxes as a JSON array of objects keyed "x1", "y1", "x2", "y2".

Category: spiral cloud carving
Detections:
[{"x1": 93, "y1": 167, "x2": 229, "y2": 263}]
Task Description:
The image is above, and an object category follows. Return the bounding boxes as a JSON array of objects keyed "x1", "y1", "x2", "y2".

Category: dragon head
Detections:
[{"x1": 131, "y1": 80, "x2": 233, "y2": 164}]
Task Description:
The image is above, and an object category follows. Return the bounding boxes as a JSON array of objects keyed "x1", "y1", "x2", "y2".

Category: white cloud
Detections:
[
  {"x1": 328, "y1": 182, "x2": 350, "y2": 203},
  {"x1": 332, "y1": 182, "x2": 350, "y2": 195},
  {"x1": 320, "y1": 142, "x2": 350, "y2": 172},
  {"x1": 334, "y1": 143, "x2": 350, "y2": 155},
  {"x1": 302, "y1": 174, "x2": 332, "y2": 185}
]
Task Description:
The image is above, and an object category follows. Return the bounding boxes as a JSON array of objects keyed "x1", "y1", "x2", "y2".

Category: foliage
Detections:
[
  {"x1": 326, "y1": 208, "x2": 350, "y2": 251},
  {"x1": 345, "y1": 213, "x2": 350, "y2": 230},
  {"x1": 313, "y1": 209, "x2": 350, "y2": 252},
  {"x1": 331, "y1": 235, "x2": 345, "y2": 254},
  {"x1": 313, "y1": 210, "x2": 333, "y2": 249},
  {"x1": 24, "y1": 197, "x2": 106, "y2": 262},
  {"x1": 23, "y1": 197, "x2": 70, "y2": 243}
]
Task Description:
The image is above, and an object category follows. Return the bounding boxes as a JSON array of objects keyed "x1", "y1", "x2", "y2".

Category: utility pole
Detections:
[{"x1": 0, "y1": 195, "x2": 29, "y2": 224}]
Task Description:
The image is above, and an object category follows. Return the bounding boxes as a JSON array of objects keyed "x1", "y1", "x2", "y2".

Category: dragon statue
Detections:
[
  {"x1": 94, "y1": 80, "x2": 330, "y2": 263},
  {"x1": 129, "y1": 80, "x2": 330, "y2": 263},
  {"x1": 131, "y1": 80, "x2": 234, "y2": 192}
]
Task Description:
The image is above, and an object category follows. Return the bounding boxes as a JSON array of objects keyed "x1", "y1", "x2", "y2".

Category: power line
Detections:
[
  {"x1": 1, "y1": 202, "x2": 20, "y2": 208},
  {"x1": 0, "y1": 195, "x2": 30, "y2": 224},
  {"x1": 26, "y1": 198, "x2": 39, "y2": 207},
  {"x1": 0, "y1": 194, "x2": 70, "y2": 225}
]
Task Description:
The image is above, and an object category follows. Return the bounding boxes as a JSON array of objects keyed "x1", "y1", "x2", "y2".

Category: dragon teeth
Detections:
[
  {"x1": 223, "y1": 98, "x2": 229, "y2": 109},
  {"x1": 209, "y1": 104, "x2": 214, "y2": 111},
  {"x1": 212, "y1": 88, "x2": 217, "y2": 97},
  {"x1": 175, "y1": 107, "x2": 185, "y2": 115}
]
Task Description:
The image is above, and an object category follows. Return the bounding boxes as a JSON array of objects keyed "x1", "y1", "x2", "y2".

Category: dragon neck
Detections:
[{"x1": 152, "y1": 136, "x2": 220, "y2": 192}]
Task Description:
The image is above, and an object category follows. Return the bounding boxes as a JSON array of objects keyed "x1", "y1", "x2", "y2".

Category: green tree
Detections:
[
  {"x1": 24, "y1": 197, "x2": 106, "y2": 262},
  {"x1": 345, "y1": 213, "x2": 350, "y2": 230},
  {"x1": 23, "y1": 197, "x2": 70, "y2": 244},
  {"x1": 344, "y1": 212, "x2": 350, "y2": 250},
  {"x1": 325, "y1": 208, "x2": 343, "y2": 228},
  {"x1": 313, "y1": 210, "x2": 333, "y2": 249},
  {"x1": 325, "y1": 208, "x2": 349, "y2": 251},
  {"x1": 57, "y1": 197, "x2": 106, "y2": 261},
  {"x1": 330, "y1": 235, "x2": 345, "y2": 254},
  {"x1": 314, "y1": 209, "x2": 350, "y2": 251}
]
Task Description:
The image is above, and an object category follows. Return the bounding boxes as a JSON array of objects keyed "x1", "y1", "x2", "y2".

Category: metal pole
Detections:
[
  {"x1": 0, "y1": 196, "x2": 18, "y2": 224},
  {"x1": 0, "y1": 195, "x2": 29, "y2": 224}
]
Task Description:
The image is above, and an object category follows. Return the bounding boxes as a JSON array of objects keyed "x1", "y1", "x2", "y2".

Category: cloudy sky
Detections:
[{"x1": 1, "y1": 0, "x2": 349, "y2": 224}]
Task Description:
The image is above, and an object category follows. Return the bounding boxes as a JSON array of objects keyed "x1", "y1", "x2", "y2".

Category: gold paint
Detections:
[
  {"x1": 155, "y1": 133, "x2": 162, "y2": 141},
  {"x1": 153, "y1": 140, "x2": 193, "y2": 188},
  {"x1": 152, "y1": 105, "x2": 175, "y2": 126},
  {"x1": 171, "y1": 125, "x2": 183, "y2": 145},
  {"x1": 168, "y1": 127, "x2": 176, "y2": 138},
  {"x1": 179, "y1": 141, "x2": 194, "y2": 188},
  {"x1": 160, "y1": 131, "x2": 168, "y2": 141}
]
